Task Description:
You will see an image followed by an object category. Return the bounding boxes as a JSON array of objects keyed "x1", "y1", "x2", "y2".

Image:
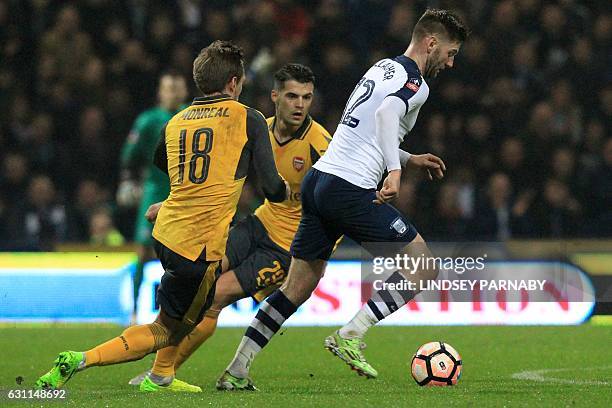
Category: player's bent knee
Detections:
[
  {"x1": 212, "y1": 270, "x2": 245, "y2": 308},
  {"x1": 212, "y1": 286, "x2": 242, "y2": 310}
]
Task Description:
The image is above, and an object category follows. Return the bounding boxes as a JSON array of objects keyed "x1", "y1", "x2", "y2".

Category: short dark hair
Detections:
[
  {"x1": 412, "y1": 9, "x2": 469, "y2": 43},
  {"x1": 193, "y1": 40, "x2": 244, "y2": 94},
  {"x1": 273, "y1": 63, "x2": 315, "y2": 90}
]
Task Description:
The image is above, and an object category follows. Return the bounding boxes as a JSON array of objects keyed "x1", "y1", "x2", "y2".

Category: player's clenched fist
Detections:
[{"x1": 374, "y1": 169, "x2": 401, "y2": 204}]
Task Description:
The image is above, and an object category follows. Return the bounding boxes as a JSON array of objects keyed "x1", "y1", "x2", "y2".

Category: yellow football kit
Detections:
[
  {"x1": 225, "y1": 115, "x2": 333, "y2": 301},
  {"x1": 255, "y1": 116, "x2": 332, "y2": 251},
  {"x1": 153, "y1": 96, "x2": 251, "y2": 261},
  {"x1": 151, "y1": 94, "x2": 286, "y2": 322}
]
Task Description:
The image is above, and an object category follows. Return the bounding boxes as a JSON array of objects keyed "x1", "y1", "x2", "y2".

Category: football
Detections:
[{"x1": 411, "y1": 341, "x2": 462, "y2": 386}]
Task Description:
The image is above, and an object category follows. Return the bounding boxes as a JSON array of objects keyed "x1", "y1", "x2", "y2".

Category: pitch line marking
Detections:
[{"x1": 511, "y1": 366, "x2": 612, "y2": 386}]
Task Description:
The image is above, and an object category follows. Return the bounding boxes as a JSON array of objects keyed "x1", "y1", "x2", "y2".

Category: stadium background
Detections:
[
  {"x1": 0, "y1": 0, "x2": 610, "y2": 325},
  {"x1": 1, "y1": 0, "x2": 611, "y2": 250}
]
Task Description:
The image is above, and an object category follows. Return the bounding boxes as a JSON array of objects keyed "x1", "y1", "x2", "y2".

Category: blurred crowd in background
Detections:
[{"x1": 0, "y1": 0, "x2": 610, "y2": 250}]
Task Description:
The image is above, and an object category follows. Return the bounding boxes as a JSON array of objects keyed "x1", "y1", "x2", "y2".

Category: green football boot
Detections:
[
  {"x1": 216, "y1": 370, "x2": 258, "y2": 391},
  {"x1": 324, "y1": 331, "x2": 378, "y2": 378},
  {"x1": 35, "y1": 351, "x2": 84, "y2": 389},
  {"x1": 139, "y1": 376, "x2": 202, "y2": 392}
]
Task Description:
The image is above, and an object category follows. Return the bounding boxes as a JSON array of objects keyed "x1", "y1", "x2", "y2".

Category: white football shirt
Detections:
[{"x1": 314, "y1": 55, "x2": 429, "y2": 189}]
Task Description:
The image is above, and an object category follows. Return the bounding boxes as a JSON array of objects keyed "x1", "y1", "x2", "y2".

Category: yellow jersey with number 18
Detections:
[{"x1": 153, "y1": 95, "x2": 251, "y2": 262}]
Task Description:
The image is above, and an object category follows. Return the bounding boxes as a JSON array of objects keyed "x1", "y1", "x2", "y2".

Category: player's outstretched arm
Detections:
[{"x1": 246, "y1": 108, "x2": 287, "y2": 202}]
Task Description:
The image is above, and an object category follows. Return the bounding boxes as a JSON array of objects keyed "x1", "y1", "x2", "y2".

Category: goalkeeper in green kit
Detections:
[{"x1": 117, "y1": 71, "x2": 189, "y2": 322}]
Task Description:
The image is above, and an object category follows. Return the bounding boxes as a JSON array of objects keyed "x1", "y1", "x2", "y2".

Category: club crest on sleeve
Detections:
[
  {"x1": 405, "y1": 77, "x2": 421, "y2": 92},
  {"x1": 293, "y1": 156, "x2": 305, "y2": 171}
]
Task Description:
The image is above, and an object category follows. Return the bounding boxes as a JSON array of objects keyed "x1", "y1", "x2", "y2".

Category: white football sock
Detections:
[{"x1": 338, "y1": 307, "x2": 378, "y2": 339}]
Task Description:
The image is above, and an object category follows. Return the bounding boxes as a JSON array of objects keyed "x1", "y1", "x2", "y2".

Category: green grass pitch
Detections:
[{"x1": 1, "y1": 325, "x2": 611, "y2": 407}]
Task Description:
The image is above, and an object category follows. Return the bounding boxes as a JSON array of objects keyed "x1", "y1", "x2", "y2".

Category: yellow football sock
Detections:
[
  {"x1": 174, "y1": 310, "x2": 220, "y2": 371},
  {"x1": 84, "y1": 322, "x2": 168, "y2": 367},
  {"x1": 151, "y1": 345, "x2": 179, "y2": 378}
]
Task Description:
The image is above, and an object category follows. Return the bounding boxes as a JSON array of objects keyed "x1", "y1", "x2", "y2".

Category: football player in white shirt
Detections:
[{"x1": 217, "y1": 9, "x2": 469, "y2": 390}]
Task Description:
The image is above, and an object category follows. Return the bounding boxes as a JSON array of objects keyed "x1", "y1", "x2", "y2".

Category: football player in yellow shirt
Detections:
[
  {"x1": 35, "y1": 41, "x2": 287, "y2": 393},
  {"x1": 128, "y1": 63, "x2": 332, "y2": 391}
]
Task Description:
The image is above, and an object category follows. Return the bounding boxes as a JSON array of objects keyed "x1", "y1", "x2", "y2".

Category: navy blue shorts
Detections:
[{"x1": 291, "y1": 168, "x2": 418, "y2": 260}]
